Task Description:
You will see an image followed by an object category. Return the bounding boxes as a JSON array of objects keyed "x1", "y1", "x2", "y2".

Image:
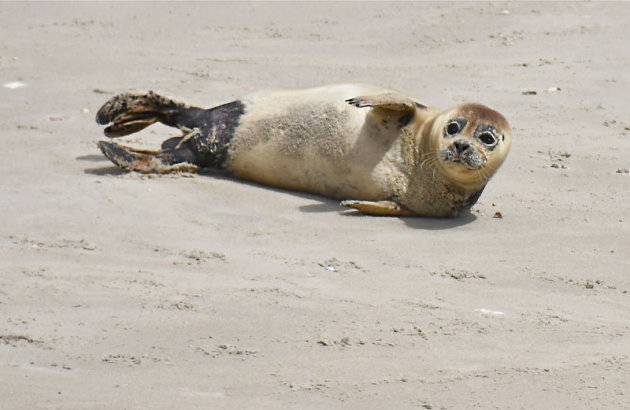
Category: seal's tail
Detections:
[
  {"x1": 95, "y1": 91, "x2": 244, "y2": 173},
  {"x1": 95, "y1": 92, "x2": 208, "y2": 173}
]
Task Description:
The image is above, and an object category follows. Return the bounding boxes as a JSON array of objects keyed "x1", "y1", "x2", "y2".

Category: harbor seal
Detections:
[{"x1": 95, "y1": 83, "x2": 511, "y2": 217}]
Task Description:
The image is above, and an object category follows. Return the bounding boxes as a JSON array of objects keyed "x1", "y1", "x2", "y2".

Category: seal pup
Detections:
[{"x1": 96, "y1": 84, "x2": 511, "y2": 217}]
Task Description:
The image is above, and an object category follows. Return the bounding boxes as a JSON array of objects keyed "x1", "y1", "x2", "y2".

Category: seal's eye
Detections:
[
  {"x1": 479, "y1": 132, "x2": 496, "y2": 145},
  {"x1": 446, "y1": 121, "x2": 460, "y2": 136}
]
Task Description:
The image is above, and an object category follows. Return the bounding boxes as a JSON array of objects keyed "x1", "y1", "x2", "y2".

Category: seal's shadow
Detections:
[
  {"x1": 79, "y1": 155, "x2": 128, "y2": 176},
  {"x1": 77, "y1": 154, "x2": 108, "y2": 162},
  {"x1": 398, "y1": 211, "x2": 477, "y2": 229},
  {"x1": 80, "y1": 156, "x2": 476, "y2": 229},
  {"x1": 298, "y1": 198, "x2": 476, "y2": 230},
  {"x1": 84, "y1": 166, "x2": 127, "y2": 176}
]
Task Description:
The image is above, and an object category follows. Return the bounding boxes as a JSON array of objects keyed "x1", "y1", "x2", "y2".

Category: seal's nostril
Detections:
[{"x1": 454, "y1": 140, "x2": 470, "y2": 153}]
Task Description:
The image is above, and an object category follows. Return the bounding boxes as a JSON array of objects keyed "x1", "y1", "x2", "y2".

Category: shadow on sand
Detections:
[
  {"x1": 298, "y1": 199, "x2": 476, "y2": 230},
  {"x1": 80, "y1": 155, "x2": 476, "y2": 230}
]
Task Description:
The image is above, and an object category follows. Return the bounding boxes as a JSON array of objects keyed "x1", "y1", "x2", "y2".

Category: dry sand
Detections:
[{"x1": 1, "y1": 2, "x2": 629, "y2": 409}]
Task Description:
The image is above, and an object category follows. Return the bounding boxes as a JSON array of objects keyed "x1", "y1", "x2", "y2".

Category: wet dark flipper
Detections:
[
  {"x1": 95, "y1": 91, "x2": 245, "y2": 173},
  {"x1": 98, "y1": 141, "x2": 199, "y2": 174},
  {"x1": 96, "y1": 91, "x2": 207, "y2": 138}
]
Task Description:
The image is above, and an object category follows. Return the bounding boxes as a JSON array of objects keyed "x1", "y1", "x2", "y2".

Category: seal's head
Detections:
[{"x1": 425, "y1": 103, "x2": 511, "y2": 190}]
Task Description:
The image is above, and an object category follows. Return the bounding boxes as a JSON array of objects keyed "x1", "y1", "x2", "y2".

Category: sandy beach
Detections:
[{"x1": 1, "y1": 2, "x2": 629, "y2": 408}]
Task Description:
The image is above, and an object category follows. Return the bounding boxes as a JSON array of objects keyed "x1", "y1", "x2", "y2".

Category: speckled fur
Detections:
[{"x1": 228, "y1": 84, "x2": 414, "y2": 200}]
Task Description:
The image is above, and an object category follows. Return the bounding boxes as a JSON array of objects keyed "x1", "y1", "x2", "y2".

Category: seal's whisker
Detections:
[{"x1": 420, "y1": 152, "x2": 438, "y2": 171}]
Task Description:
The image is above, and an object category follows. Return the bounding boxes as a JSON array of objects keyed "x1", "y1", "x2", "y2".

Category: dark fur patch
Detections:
[
  {"x1": 460, "y1": 186, "x2": 485, "y2": 211},
  {"x1": 164, "y1": 101, "x2": 245, "y2": 168},
  {"x1": 458, "y1": 103, "x2": 510, "y2": 133},
  {"x1": 398, "y1": 112, "x2": 414, "y2": 128}
]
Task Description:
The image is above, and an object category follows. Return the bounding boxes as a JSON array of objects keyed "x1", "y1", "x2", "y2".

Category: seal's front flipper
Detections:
[
  {"x1": 98, "y1": 141, "x2": 199, "y2": 174},
  {"x1": 346, "y1": 93, "x2": 425, "y2": 112},
  {"x1": 96, "y1": 91, "x2": 206, "y2": 138},
  {"x1": 340, "y1": 200, "x2": 413, "y2": 217}
]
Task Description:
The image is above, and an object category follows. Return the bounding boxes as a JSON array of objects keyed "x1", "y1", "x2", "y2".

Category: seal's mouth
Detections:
[{"x1": 457, "y1": 166, "x2": 476, "y2": 174}]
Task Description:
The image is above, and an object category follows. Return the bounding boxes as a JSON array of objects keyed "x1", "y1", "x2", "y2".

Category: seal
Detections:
[{"x1": 95, "y1": 84, "x2": 511, "y2": 217}]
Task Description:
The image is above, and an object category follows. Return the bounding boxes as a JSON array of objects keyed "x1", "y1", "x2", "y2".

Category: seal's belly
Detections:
[{"x1": 226, "y1": 84, "x2": 403, "y2": 199}]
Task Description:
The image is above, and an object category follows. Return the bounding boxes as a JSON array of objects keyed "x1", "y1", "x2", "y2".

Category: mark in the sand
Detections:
[
  {"x1": 0, "y1": 334, "x2": 44, "y2": 346},
  {"x1": 474, "y1": 308, "x2": 505, "y2": 316},
  {"x1": 318, "y1": 257, "x2": 364, "y2": 273},
  {"x1": 433, "y1": 269, "x2": 486, "y2": 281}
]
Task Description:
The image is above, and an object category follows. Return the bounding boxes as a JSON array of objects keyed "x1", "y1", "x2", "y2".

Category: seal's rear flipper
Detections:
[
  {"x1": 95, "y1": 92, "x2": 206, "y2": 173},
  {"x1": 98, "y1": 141, "x2": 199, "y2": 174},
  {"x1": 96, "y1": 91, "x2": 244, "y2": 173},
  {"x1": 96, "y1": 92, "x2": 207, "y2": 173},
  {"x1": 96, "y1": 91, "x2": 206, "y2": 138}
]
